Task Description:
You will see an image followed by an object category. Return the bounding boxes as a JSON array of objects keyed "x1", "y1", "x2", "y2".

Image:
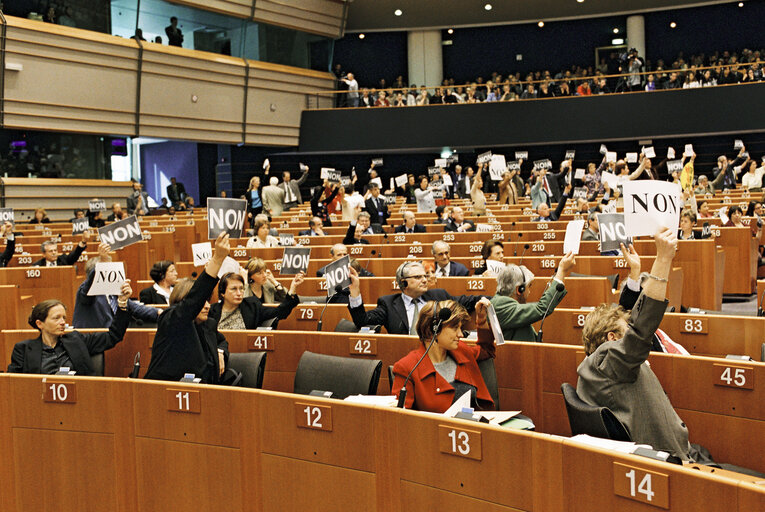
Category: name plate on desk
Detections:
[
  {"x1": 349, "y1": 337, "x2": 377, "y2": 355},
  {"x1": 613, "y1": 462, "x2": 669, "y2": 508},
  {"x1": 296, "y1": 306, "x2": 320, "y2": 321},
  {"x1": 681, "y1": 318, "x2": 708, "y2": 334},
  {"x1": 248, "y1": 334, "x2": 274, "y2": 351},
  {"x1": 714, "y1": 364, "x2": 754, "y2": 390},
  {"x1": 438, "y1": 425, "x2": 482, "y2": 461},
  {"x1": 167, "y1": 389, "x2": 201, "y2": 413},
  {"x1": 296, "y1": 403, "x2": 332, "y2": 431},
  {"x1": 574, "y1": 314, "x2": 586, "y2": 328},
  {"x1": 467, "y1": 279, "x2": 486, "y2": 291},
  {"x1": 43, "y1": 381, "x2": 76, "y2": 403}
]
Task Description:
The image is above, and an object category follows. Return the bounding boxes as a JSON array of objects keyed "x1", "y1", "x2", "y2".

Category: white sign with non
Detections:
[
  {"x1": 489, "y1": 154, "x2": 506, "y2": 181},
  {"x1": 192, "y1": 242, "x2": 212, "y2": 267},
  {"x1": 622, "y1": 181, "x2": 682, "y2": 236}
]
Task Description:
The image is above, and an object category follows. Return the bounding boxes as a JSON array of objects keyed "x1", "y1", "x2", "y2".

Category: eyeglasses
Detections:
[{"x1": 405, "y1": 274, "x2": 428, "y2": 280}]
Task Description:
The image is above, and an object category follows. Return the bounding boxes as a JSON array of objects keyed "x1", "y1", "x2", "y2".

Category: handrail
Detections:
[{"x1": 314, "y1": 59, "x2": 765, "y2": 101}]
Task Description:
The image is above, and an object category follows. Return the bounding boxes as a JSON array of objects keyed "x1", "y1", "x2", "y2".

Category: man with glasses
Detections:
[
  {"x1": 346, "y1": 261, "x2": 484, "y2": 334},
  {"x1": 432, "y1": 241, "x2": 469, "y2": 277}
]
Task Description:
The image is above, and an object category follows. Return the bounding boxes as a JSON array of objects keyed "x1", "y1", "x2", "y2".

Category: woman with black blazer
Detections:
[
  {"x1": 139, "y1": 260, "x2": 178, "y2": 304},
  {"x1": 209, "y1": 271, "x2": 305, "y2": 330},
  {"x1": 7, "y1": 282, "x2": 132, "y2": 375}
]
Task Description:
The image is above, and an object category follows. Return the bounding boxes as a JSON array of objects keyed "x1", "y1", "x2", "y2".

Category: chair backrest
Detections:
[
  {"x1": 228, "y1": 352, "x2": 267, "y2": 389},
  {"x1": 335, "y1": 319, "x2": 359, "y2": 332},
  {"x1": 387, "y1": 365, "x2": 394, "y2": 393},
  {"x1": 478, "y1": 358, "x2": 500, "y2": 411},
  {"x1": 571, "y1": 272, "x2": 619, "y2": 290},
  {"x1": 90, "y1": 352, "x2": 104, "y2": 377},
  {"x1": 293, "y1": 351, "x2": 382, "y2": 399},
  {"x1": 560, "y1": 383, "x2": 631, "y2": 442},
  {"x1": 259, "y1": 317, "x2": 278, "y2": 329},
  {"x1": 761, "y1": 342, "x2": 764, "y2": 362}
]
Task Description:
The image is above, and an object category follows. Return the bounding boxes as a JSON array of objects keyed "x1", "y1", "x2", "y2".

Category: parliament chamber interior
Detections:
[{"x1": 0, "y1": 0, "x2": 764, "y2": 510}]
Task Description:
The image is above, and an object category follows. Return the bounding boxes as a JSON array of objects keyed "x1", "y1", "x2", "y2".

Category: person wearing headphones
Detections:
[
  {"x1": 391, "y1": 299, "x2": 495, "y2": 413},
  {"x1": 347, "y1": 261, "x2": 484, "y2": 335},
  {"x1": 139, "y1": 260, "x2": 178, "y2": 304},
  {"x1": 209, "y1": 271, "x2": 305, "y2": 330},
  {"x1": 490, "y1": 252, "x2": 576, "y2": 341}
]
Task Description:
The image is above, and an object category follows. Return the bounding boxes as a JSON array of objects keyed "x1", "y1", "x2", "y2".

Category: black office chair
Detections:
[
  {"x1": 334, "y1": 319, "x2": 359, "y2": 332},
  {"x1": 90, "y1": 352, "x2": 104, "y2": 377},
  {"x1": 571, "y1": 272, "x2": 620, "y2": 290},
  {"x1": 478, "y1": 358, "x2": 500, "y2": 411},
  {"x1": 387, "y1": 365, "x2": 395, "y2": 393},
  {"x1": 228, "y1": 352, "x2": 267, "y2": 389},
  {"x1": 293, "y1": 351, "x2": 382, "y2": 399},
  {"x1": 561, "y1": 383, "x2": 631, "y2": 441}
]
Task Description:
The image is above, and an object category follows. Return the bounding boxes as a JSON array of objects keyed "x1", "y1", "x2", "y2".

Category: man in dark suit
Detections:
[
  {"x1": 364, "y1": 183, "x2": 389, "y2": 225},
  {"x1": 343, "y1": 219, "x2": 370, "y2": 245},
  {"x1": 166, "y1": 177, "x2": 186, "y2": 208},
  {"x1": 444, "y1": 206, "x2": 475, "y2": 232},
  {"x1": 431, "y1": 241, "x2": 470, "y2": 277},
  {"x1": 72, "y1": 243, "x2": 160, "y2": 328},
  {"x1": 534, "y1": 184, "x2": 571, "y2": 222},
  {"x1": 8, "y1": 286, "x2": 132, "y2": 375},
  {"x1": 33, "y1": 230, "x2": 90, "y2": 267},
  {"x1": 346, "y1": 261, "x2": 484, "y2": 334},
  {"x1": 298, "y1": 217, "x2": 326, "y2": 237},
  {"x1": 394, "y1": 211, "x2": 426, "y2": 233},
  {"x1": 127, "y1": 181, "x2": 151, "y2": 216},
  {"x1": 106, "y1": 202, "x2": 127, "y2": 222},
  {"x1": 165, "y1": 16, "x2": 184, "y2": 47}
]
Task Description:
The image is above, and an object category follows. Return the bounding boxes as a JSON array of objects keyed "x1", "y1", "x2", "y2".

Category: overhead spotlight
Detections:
[
  {"x1": 612, "y1": 38, "x2": 624, "y2": 45},
  {"x1": 394, "y1": 9, "x2": 402, "y2": 16},
  {"x1": 670, "y1": 21, "x2": 677, "y2": 28},
  {"x1": 484, "y1": 3, "x2": 492, "y2": 10},
  {"x1": 613, "y1": 28, "x2": 619, "y2": 34},
  {"x1": 358, "y1": 33, "x2": 365, "y2": 39},
  {"x1": 577, "y1": 0, "x2": 585, "y2": 3},
  {"x1": 538, "y1": 21, "x2": 545, "y2": 28},
  {"x1": 738, "y1": 2, "x2": 744, "y2": 6},
  {"x1": 447, "y1": 28, "x2": 454, "y2": 34}
]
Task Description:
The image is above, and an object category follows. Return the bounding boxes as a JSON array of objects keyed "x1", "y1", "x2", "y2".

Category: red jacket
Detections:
[{"x1": 392, "y1": 332, "x2": 495, "y2": 413}]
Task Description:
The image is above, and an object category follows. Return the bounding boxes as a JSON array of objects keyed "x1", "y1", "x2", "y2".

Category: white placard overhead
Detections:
[
  {"x1": 395, "y1": 174, "x2": 408, "y2": 187},
  {"x1": 435, "y1": 158, "x2": 448, "y2": 168},
  {"x1": 87, "y1": 262, "x2": 126, "y2": 296},
  {"x1": 599, "y1": 144, "x2": 608, "y2": 155},
  {"x1": 684, "y1": 144, "x2": 694, "y2": 157},
  {"x1": 667, "y1": 147, "x2": 675, "y2": 160},
  {"x1": 734, "y1": 139, "x2": 744, "y2": 150},
  {"x1": 476, "y1": 223, "x2": 494, "y2": 232},
  {"x1": 192, "y1": 242, "x2": 212, "y2": 267},
  {"x1": 622, "y1": 180, "x2": 683, "y2": 236},
  {"x1": 563, "y1": 220, "x2": 585, "y2": 255},
  {"x1": 643, "y1": 146, "x2": 656, "y2": 159},
  {"x1": 489, "y1": 154, "x2": 506, "y2": 181},
  {"x1": 574, "y1": 168, "x2": 585, "y2": 180},
  {"x1": 625, "y1": 153, "x2": 638, "y2": 163},
  {"x1": 605, "y1": 151, "x2": 617, "y2": 163},
  {"x1": 600, "y1": 171, "x2": 619, "y2": 190},
  {"x1": 263, "y1": 158, "x2": 270, "y2": 169}
]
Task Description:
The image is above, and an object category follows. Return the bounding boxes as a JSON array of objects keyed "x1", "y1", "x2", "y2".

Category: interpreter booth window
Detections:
[
  {"x1": 0, "y1": 129, "x2": 123, "y2": 180},
  {"x1": 3, "y1": 0, "x2": 112, "y2": 33},
  {"x1": 243, "y1": 22, "x2": 333, "y2": 71}
]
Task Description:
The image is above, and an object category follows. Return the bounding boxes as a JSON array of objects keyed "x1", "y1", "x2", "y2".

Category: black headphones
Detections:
[
  {"x1": 397, "y1": 261, "x2": 417, "y2": 290},
  {"x1": 514, "y1": 265, "x2": 528, "y2": 295},
  {"x1": 432, "y1": 301, "x2": 440, "y2": 332}
]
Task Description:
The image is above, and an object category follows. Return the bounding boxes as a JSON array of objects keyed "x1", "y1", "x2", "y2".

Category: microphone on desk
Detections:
[
  {"x1": 397, "y1": 307, "x2": 451, "y2": 408},
  {"x1": 518, "y1": 244, "x2": 530, "y2": 266},
  {"x1": 514, "y1": 231, "x2": 522, "y2": 256},
  {"x1": 317, "y1": 284, "x2": 343, "y2": 332},
  {"x1": 536, "y1": 282, "x2": 565, "y2": 343}
]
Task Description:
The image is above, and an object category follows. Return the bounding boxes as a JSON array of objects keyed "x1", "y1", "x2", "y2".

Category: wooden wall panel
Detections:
[
  {"x1": 139, "y1": 45, "x2": 246, "y2": 144},
  {"x1": 253, "y1": 0, "x2": 345, "y2": 38},
  {"x1": 2, "y1": 18, "x2": 139, "y2": 136}
]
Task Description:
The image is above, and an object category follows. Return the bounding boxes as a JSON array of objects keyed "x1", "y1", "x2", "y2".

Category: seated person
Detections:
[
  {"x1": 246, "y1": 217, "x2": 279, "y2": 248},
  {"x1": 534, "y1": 184, "x2": 571, "y2": 221},
  {"x1": 678, "y1": 210, "x2": 707, "y2": 240},
  {"x1": 8, "y1": 283, "x2": 132, "y2": 375},
  {"x1": 73, "y1": 243, "x2": 160, "y2": 328},
  {"x1": 391, "y1": 299, "x2": 495, "y2": 412},
  {"x1": 317, "y1": 244, "x2": 374, "y2": 278},
  {"x1": 107, "y1": 202, "x2": 127, "y2": 222},
  {"x1": 139, "y1": 260, "x2": 178, "y2": 304},
  {"x1": 431, "y1": 240, "x2": 469, "y2": 277},
  {"x1": 298, "y1": 217, "x2": 326, "y2": 237},
  {"x1": 490, "y1": 253, "x2": 574, "y2": 342},
  {"x1": 88, "y1": 210, "x2": 106, "y2": 228},
  {"x1": 144, "y1": 233, "x2": 231, "y2": 383},
  {"x1": 697, "y1": 200, "x2": 714, "y2": 219},
  {"x1": 244, "y1": 257, "x2": 289, "y2": 302},
  {"x1": 343, "y1": 216, "x2": 371, "y2": 245},
  {"x1": 576, "y1": 228, "x2": 700, "y2": 460},
  {"x1": 725, "y1": 204, "x2": 764, "y2": 238},
  {"x1": 444, "y1": 206, "x2": 475, "y2": 232},
  {"x1": 0, "y1": 221, "x2": 16, "y2": 268},
  {"x1": 694, "y1": 175, "x2": 713, "y2": 195},
  {"x1": 209, "y1": 271, "x2": 304, "y2": 330},
  {"x1": 347, "y1": 261, "x2": 484, "y2": 335},
  {"x1": 581, "y1": 211, "x2": 599, "y2": 241},
  {"x1": 29, "y1": 207, "x2": 51, "y2": 224},
  {"x1": 69, "y1": 209, "x2": 85, "y2": 222},
  {"x1": 433, "y1": 205, "x2": 451, "y2": 224},
  {"x1": 356, "y1": 210, "x2": 382, "y2": 234},
  {"x1": 395, "y1": 211, "x2": 426, "y2": 233},
  {"x1": 33, "y1": 230, "x2": 90, "y2": 266},
  {"x1": 474, "y1": 239, "x2": 504, "y2": 276}
]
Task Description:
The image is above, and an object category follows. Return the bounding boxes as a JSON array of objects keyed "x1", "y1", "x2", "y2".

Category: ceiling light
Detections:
[
  {"x1": 484, "y1": 4, "x2": 492, "y2": 10},
  {"x1": 613, "y1": 28, "x2": 619, "y2": 34},
  {"x1": 612, "y1": 38, "x2": 624, "y2": 45},
  {"x1": 394, "y1": 9, "x2": 402, "y2": 16},
  {"x1": 670, "y1": 21, "x2": 677, "y2": 28},
  {"x1": 738, "y1": 2, "x2": 744, "y2": 6},
  {"x1": 358, "y1": 33, "x2": 365, "y2": 39},
  {"x1": 577, "y1": 0, "x2": 585, "y2": 3},
  {"x1": 447, "y1": 28, "x2": 454, "y2": 34},
  {"x1": 538, "y1": 21, "x2": 545, "y2": 28}
]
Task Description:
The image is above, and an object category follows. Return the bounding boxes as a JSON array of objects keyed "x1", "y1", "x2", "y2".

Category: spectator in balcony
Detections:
[
  {"x1": 416, "y1": 86, "x2": 430, "y2": 105},
  {"x1": 682, "y1": 71, "x2": 702, "y2": 89},
  {"x1": 499, "y1": 83, "x2": 516, "y2": 101},
  {"x1": 591, "y1": 77, "x2": 611, "y2": 94},
  {"x1": 44, "y1": 6, "x2": 56, "y2": 23},
  {"x1": 165, "y1": 17, "x2": 184, "y2": 47},
  {"x1": 393, "y1": 92, "x2": 406, "y2": 106},
  {"x1": 626, "y1": 49, "x2": 644, "y2": 91},
  {"x1": 29, "y1": 207, "x2": 51, "y2": 224},
  {"x1": 360, "y1": 88, "x2": 374, "y2": 107},
  {"x1": 166, "y1": 177, "x2": 186, "y2": 209},
  {"x1": 576, "y1": 80, "x2": 593, "y2": 96},
  {"x1": 107, "y1": 203, "x2": 127, "y2": 222},
  {"x1": 701, "y1": 69, "x2": 718, "y2": 87},
  {"x1": 34, "y1": 231, "x2": 89, "y2": 267},
  {"x1": 663, "y1": 71, "x2": 682, "y2": 89},
  {"x1": 340, "y1": 73, "x2": 359, "y2": 108},
  {"x1": 374, "y1": 90, "x2": 390, "y2": 107},
  {"x1": 644, "y1": 74, "x2": 657, "y2": 91},
  {"x1": 558, "y1": 81, "x2": 573, "y2": 96},
  {"x1": 58, "y1": 6, "x2": 75, "y2": 27},
  {"x1": 429, "y1": 87, "x2": 444, "y2": 104},
  {"x1": 520, "y1": 83, "x2": 537, "y2": 100},
  {"x1": 131, "y1": 29, "x2": 147, "y2": 42},
  {"x1": 0, "y1": 222, "x2": 16, "y2": 268}
]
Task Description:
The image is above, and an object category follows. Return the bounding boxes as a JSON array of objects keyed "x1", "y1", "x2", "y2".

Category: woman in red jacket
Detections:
[{"x1": 392, "y1": 299, "x2": 495, "y2": 413}]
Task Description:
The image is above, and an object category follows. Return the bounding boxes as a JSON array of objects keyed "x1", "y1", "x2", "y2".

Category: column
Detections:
[
  {"x1": 626, "y1": 15, "x2": 646, "y2": 61},
  {"x1": 407, "y1": 30, "x2": 442, "y2": 88}
]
